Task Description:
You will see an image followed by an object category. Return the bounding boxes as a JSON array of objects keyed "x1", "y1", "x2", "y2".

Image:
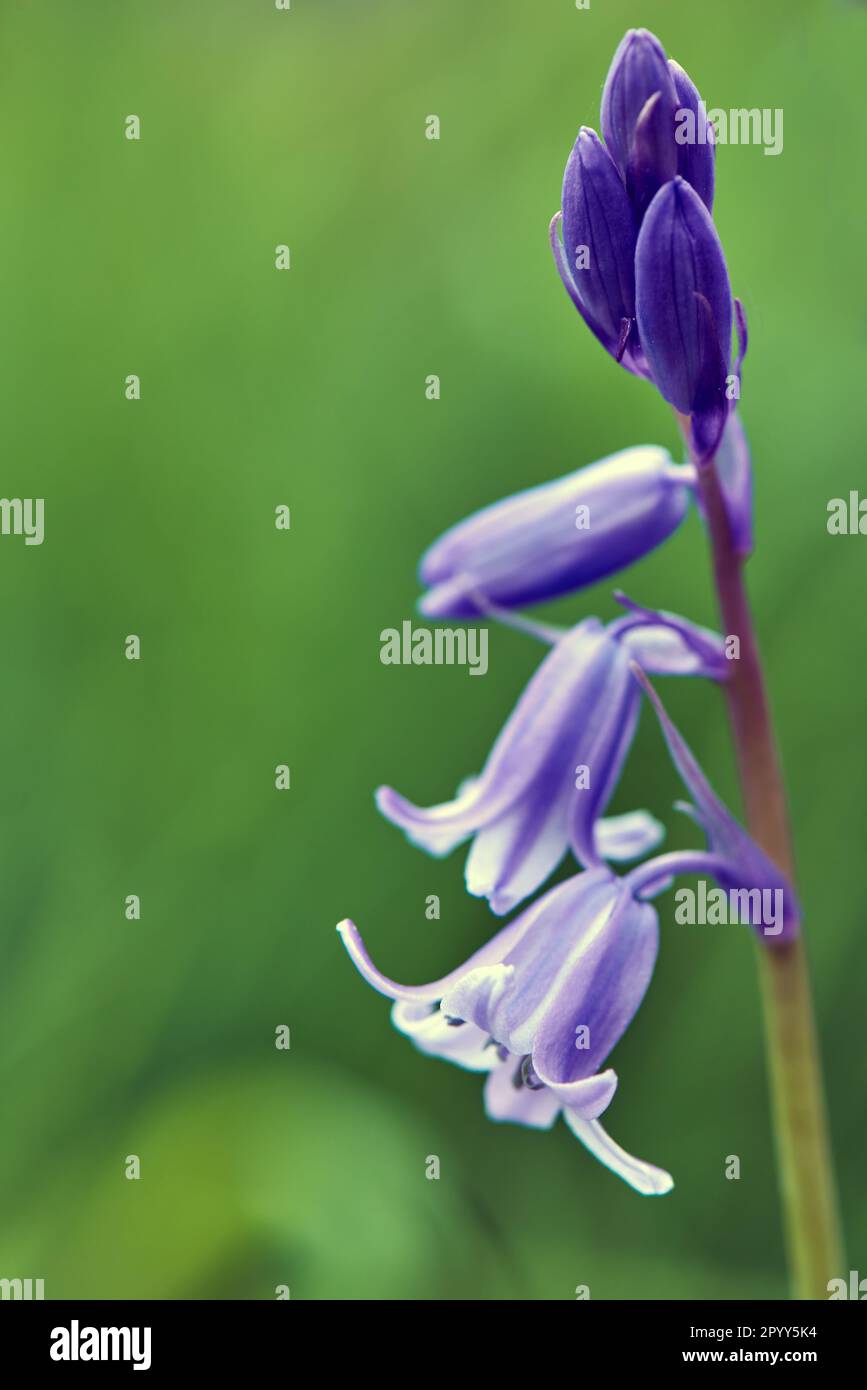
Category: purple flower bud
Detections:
[
  {"x1": 669, "y1": 57, "x2": 715, "y2": 213},
  {"x1": 601, "y1": 29, "x2": 679, "y2": 219},
  {"x1": 557, "y1": 128, "x2": 638, "y2": 359},
  {"x1": 376, "y1": 610, "x2": 728, "y2": 915},
  {"x1": 419, "y1": 446, "x2": 694, "y2": 618},
  {"x1": 635, "y1": 177, "x2": 733, "y2": 462},
  {"x1": 337, "y1": 866, "x2": 674, "y2": 1194}
]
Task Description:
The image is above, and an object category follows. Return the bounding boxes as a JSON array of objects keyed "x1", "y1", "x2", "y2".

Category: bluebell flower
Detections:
[
  {"x1": 338, "y1": 868, "x2": 674, "y2": 1195},
  {"x1": 419, "y1": 445, "x2": 695, "y2": 618},
  {"x1": 376, "y1": 608, "x2": 728, "y2": 915},
  {"x1": 339, "y1": 684, "x2": 799, "y2": 1192}
]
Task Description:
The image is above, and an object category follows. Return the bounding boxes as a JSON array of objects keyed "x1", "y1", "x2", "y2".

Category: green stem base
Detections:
[{"x1": 694, "y1": 435, "x2": 843, "y2": 1299}]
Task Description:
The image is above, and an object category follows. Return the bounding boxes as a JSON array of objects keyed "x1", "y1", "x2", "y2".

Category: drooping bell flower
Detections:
[
  {"x1": 600, "y1": 28, "x2": 679, "y2": 221},
  {"x1": 339, "y1": 689, "x2": 800, "y2": 1192},
  {"x1": 337, "y1": 867, "x2": 674, "y2": 1195},
  {"x1": 419, "y1": 445, "x2": 695, "y2": 619},
  {"x1": 551, "y1": 129, "x2": 642, "y2": 370},
  {"x1": 376, "y1": 609, "x2": 728, "y2": 915},
  {"x1": 627, "y1": 667, "x2": 800, "y2": 939},
  {"x1": 635, "y1": 177, "x2": 744, "y2": 462}
]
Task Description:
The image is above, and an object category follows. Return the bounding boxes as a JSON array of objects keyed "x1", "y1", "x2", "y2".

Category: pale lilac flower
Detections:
[
  {"x1": 339, "y1": 687, "x2": 799, "y2": 1192},
  {"x1": 337, "y1": 868, "x2": 674, "y2": 1195},
  {"x1": 419, "y1": 445, "x2": 695, "y2": 618},
  {"x1": 377, "y1": 609, "x2": 728, "y2": 915}
]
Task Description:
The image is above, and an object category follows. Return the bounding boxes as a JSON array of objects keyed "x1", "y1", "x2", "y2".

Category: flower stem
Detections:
[{"x1": 691, "y1": 433, "x2": 843, "y2": 1299}]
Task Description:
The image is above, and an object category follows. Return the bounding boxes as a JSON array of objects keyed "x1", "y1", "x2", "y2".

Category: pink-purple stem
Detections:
[{"x1": 684, "y1": 415, "x2": 843, "y2": 1299}]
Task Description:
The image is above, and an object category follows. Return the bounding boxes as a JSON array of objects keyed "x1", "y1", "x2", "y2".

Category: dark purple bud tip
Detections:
[
  {"x1": 601, "y1": 29, "x2": 679, "y2": 199},
  {"x1": 635, "y1": 178, "x2": 733, "y2": 461},
  {"x1": 669, "y1": 57, "x2": 715, "y2": 213},
  {"x1": 561, "y1": 128, "x2": 638, "y2": 352}
]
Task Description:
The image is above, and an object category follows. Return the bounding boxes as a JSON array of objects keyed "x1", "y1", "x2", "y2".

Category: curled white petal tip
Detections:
[
  {"x1": 595, "y1": 808, "x2": 666, "y2": 862},
  {"x1": 564, "y1": 1111, "x2": 675, "y2": 1195}
]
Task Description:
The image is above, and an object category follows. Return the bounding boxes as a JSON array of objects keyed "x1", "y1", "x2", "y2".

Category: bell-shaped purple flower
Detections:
[
  {"x1": 601, "y1": 28, "x2": 679, "y2": 220},
  {"x1": 337, "y1": 867, "x2": 674, "y2": 1194},
  {"x1": 376, "y1": 610, "x2": 729, "y2": 916},
  {"x1": 553, "y1": 128, "x2": 640, "y2": 367},
  {"x1": 419, "y1": 445, "x2": 695, "y2": 619},
  {"x1": 669, "y1": 57, "x2": 715, "y2": 213},
  {"x1": 635, "y1": 177, "x2": 736, "y2": 462}
]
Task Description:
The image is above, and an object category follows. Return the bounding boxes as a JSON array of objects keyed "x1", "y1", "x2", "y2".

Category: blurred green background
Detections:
[{"x1": 0, "y1": 0, "x2": 864, "y2": 1300}]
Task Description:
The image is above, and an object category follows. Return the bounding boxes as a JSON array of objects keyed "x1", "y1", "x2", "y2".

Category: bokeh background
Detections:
[{"x1": 0, "y1": 0, "x2": 864, "y2": 1300}]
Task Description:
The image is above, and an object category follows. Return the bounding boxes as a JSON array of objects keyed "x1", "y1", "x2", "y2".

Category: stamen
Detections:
[{"x1": 521, "y1": 1056, "x2": 546, "y2": 1090}]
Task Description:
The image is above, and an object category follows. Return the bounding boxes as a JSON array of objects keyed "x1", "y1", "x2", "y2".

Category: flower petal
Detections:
[
  {"x1": 529, "y1": 887, "x2": 659, "y2": 1081},
  {"x1": 538, "y1": 1067, "x2": 619, "y2": 1120},
  {"x1": 441, "y1": 870, "x2": 617, "y2": 1049},
  {"x1": 601, "y1": 28, "x2": 678, "y2": 190},
  {"x1": 464, "y1": 777, "x2": 572, "y2": 916},
  {"x1": 635, "y1": 178, "x2": 733, "y2": 447},
  {"x1": 391, "y1": 1000, "x2": 495, "y2": 1072},
  {"x1": 568, "y1": 646, "x2": 641, "y2": 868},
  {"x1": 613, "y1": 595, "x2": 729, "y2": 679},
  {"x1": 336, "y1": 912, "x2": 532, "y2": 1003},
  {"x1": 669, "y1": 56, "x2": 715, "y2": 212},
  {"x1": 594, "y1": 809, "x2": 665, "y2": 861},
  {"x1": 633, "y1": 668, "x2": 800, "y2": 939},
  {"x1": 483, "y1": 1062, "x2": 561, "y2": 1129},
  {"x1": 418, "y1": 446, "x2": 691, "y2": 618},
  {"x1": 561, "y1": 127, "x2": 638, "y2": 348},
  {"x1": 628, "y1": 89, "x2": 678, "y2": 220},
  {"x1": 550, "y1": 211, "x2": 616, "y2": 355},
  {"x1": 564, "y1": 1111, "x2": 674, "y2": 1195},
  {"x1": 439, "y1": 964, "x2": 517, "y2": 1038},
  {"x1": 374, "y1": 781, "x2": 481, "y2": 858}
]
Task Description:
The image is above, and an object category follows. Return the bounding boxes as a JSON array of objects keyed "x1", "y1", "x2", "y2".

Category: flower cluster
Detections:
[
  {"x1": 550, "y1": 27, "x2": 747, "y2": 466},
  {"x1": 338, "y1": 29, "x2": 797, "y2": 1195}
]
